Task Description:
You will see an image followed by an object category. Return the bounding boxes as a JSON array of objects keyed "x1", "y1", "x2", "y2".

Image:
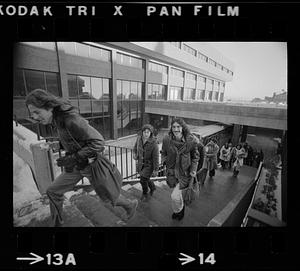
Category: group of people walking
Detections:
[{"x1": 25, "y1": 89, "x2": 262, "y2": 226}]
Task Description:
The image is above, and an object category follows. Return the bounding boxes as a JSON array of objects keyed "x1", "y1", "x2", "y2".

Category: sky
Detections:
[{"x1": 206, "y1": 42, "x2": 287, "y2": 101}]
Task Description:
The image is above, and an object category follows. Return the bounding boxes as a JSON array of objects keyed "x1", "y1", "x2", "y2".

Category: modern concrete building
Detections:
[{"x1": 13, "y1": 41, "x2": 234, "y2": 140}]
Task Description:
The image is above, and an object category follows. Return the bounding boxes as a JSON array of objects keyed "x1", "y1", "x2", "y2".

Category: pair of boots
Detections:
[
  {"x1": 115, "y1": 194, "x2": 138, "y2": 220},
  {"x1": 233, "y1": 169, "x2": 239, "y2": 177},
  {"x1": 140, "y1": 177, "x2": 156, "y2": 201},
  {"x1": 209, "y1": 169, "x2": 215, "y2": 178},
  {"x1": 172, "y1": 205, "x2": 185, "y2": 221}
]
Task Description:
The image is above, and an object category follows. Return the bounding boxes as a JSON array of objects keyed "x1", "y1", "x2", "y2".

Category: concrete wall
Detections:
[{"x1": 145, "y1": 100, "x2": 287, "y2": 130}]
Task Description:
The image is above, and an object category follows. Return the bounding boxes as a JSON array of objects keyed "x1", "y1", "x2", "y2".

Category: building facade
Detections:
[{"x1": 13, "y1": 42, "x2": 234, "y2": 140}]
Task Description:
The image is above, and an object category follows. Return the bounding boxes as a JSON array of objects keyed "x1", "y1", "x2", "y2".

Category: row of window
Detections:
[
  {"x1": 147, "y1": 83, "x2": 224, "y2": 102},
  {"x1": 14, "y1": 69, "x2": 61, "y2": 97},
  {"x1": 116, "y1": 53, "x2": 144, "y2": 69},
  {"x1": 170, "y1": 42, "x2": 234, "y2": 76}
]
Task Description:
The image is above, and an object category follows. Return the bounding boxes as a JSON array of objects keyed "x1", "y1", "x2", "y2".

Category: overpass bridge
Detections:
[{"x1": 145, "y1": 100, "x2": 287, "y2": 130}]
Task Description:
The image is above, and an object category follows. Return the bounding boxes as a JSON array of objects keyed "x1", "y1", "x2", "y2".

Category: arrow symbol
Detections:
[
  {"x1": 178, "y1": 252, "x2": 195, "y2": 265},
  {"x1": 17, "y1": 252, "x2": 44, "y2": 265}
]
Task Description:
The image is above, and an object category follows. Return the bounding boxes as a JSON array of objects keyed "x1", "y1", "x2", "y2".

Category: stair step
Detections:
[
  {"x1": 120, "y1": 188, "x2": 159, "y2": 227},
  {"x1": 62, "y1": 203, "x2": 95, "y2": 227},
  {"x1": 151, "y1": 186, "x2": 206, "y2": 227},
  {"x1": 125, "y1": 187, "x2": 175, "y2": 226},
  {"x1": 20, "y1": 199, "x2": 94, "y2": 227},
  {"x1": 70, "y1": 193, "x2": 126, "y2": 227}
]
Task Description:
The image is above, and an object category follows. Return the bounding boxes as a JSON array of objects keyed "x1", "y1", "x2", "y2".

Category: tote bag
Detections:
[{"x1": 181, "y1": 177, "x2": 200, "y2": 206}]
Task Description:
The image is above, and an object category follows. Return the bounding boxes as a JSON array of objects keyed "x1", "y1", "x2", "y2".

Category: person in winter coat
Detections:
[
  {"x1": 25, "y1": 89, "x2": 138, "y2": 227},
  {"x1": 194, "y1": 135, "x2": 206, "y2": 187},
  {"x1": 161, "y1": 118, "x2": 199, "y2": 221},
  {"x1": 232, "y1": 143, "x2": 246, "y2": 177},
  {"x1": 202, "y1": 138, "x2": 219, "y2": 178},
  {"x1": 219, "y1": 142, "x2": 231, "y2": 170},
  {"x1": 229, "y1": 143, "x2": 237, "y2": 169},
  {"x1": 133, "y1": 124, "x2": 159, "y2": 201}
]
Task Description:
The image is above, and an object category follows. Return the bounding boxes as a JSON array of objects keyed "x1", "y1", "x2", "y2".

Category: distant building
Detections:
[{"x1": 252, "y1": 90, "x2": 287, "y2": 105}]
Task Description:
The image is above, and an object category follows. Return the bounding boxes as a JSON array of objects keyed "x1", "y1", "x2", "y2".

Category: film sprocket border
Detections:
[{"x1": 2, "y1": 0, "x2": 296, "y2": 270}]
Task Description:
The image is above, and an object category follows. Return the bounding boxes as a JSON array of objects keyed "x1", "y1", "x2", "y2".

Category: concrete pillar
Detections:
[
  {"x1": 231, "y1": 124, "x2": 242, "y2": 146},
  {"x1": 241, "y1": 125, "x2": 248, "y2": 142}
]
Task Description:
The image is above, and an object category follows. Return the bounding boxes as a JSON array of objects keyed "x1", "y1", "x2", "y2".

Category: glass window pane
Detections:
[
  {"x1": 122, "y1": 81, "x2": 130, "y2": 100},
  {"x1": 14, "y1": 69, "x2": 26, "y2": 97},
  {"x1": 103, "y1": 79, "x2": 109, "y2": 98},
  {"x1": 67, "y1": 75, "x2": 78, "y2": 98},
  {"x1": 77, "y1": 76, "x2": 91, "y2": 99},
  {"x1": 91, "y1": 100, "x2": 102, "y2": 117},
  {"x1": 78, "y1": 99, "x2": 92, "y2": 115},
  {"x1": 24, "y1": 70, "x2": 45, "y2": 93},
  {"x1": 147, "y1": 84, "x2": 152, "y2": 99},
  {"x1": 131, "y1": 81, "x2": 138, "y2": 99},
  {"x1": 91, "y1": 77, "x2": 102, "y2": 99},
  {"x1": 117, "y1": 80, "x2": 122, "y2": 99},
  {"x1": 45, "y1": 72, "x2": 60, "y2": 96},
  {"x1": 137, "y1": 82, "x2": 142, "y2": 100},
  {"x1": 76, "y1": 43, "x2": 89, "y2": 58}
]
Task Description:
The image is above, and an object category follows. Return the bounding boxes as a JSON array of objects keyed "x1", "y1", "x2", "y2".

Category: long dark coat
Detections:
[
  {"x1": 161, "y1": 133, "x2": 199, "y2": 189},
  {"x1": 53, "y1": 107, "x2": 122, "y2": 205},
  {"x1": 133, "y1": 136, "x2": 159, "y2": 179}
]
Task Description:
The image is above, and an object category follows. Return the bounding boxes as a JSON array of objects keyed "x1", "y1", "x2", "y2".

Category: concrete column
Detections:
[
  {"x1": 111, "y1": 50, "x2": 118, "y2": 140},
  {"x1": 241, "y1": 125, "x2": 248, "y2": 142},
  {"x1": 232, "y1": 124, "x2": 242, "y2": 146}
]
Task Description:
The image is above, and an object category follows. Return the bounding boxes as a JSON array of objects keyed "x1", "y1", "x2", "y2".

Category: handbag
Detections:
[
  {"x1": 65, "y1": 127, "x2": 122, "y2": 205},
  {"x1": 181, "y1": 176, "x2": 200, "y2": 206}
]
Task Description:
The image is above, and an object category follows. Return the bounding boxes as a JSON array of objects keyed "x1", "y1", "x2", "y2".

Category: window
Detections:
[
  {"x1": 196, "y1": 89, "x2": 205, "y2": 100},
  {"x1": 213, "y1": 81, "x2": 219, "y2": 91},
  {"x1": 148, "y1": 83, "x2": 166, "y2": 100},
  {"x1": 220, "y1": 82, "x2": 225, "y2": 92},
  {"x1": 116, "y1": 80, "x2": 143, "y2": 137},
  {"x1": 186, "y1": 72, "x2": 196, "y2": 81},
  {"x1": 116, "y1": 53, "x2": 143, "y2": 69},
  {"x1": 183, "y1": 88, "x2": 195, "y2": 100},
  {"x1": 183, "y1": 44, "x2": 197, "y2": 57},
  {"x1": 220, "y1": 92, "x2": 224, "y2": 102},
  {"x1": 67, "y1": 74, "x2": 111, "y2": 138},
  {"x1": 206, "y1": 79, "x2": 213, "y2": 91},
  {"x1": 198, "y1": 76, "x2": 206, "y2": 90},
  {"x1": 149, "y1": 62, "x2": 168, "y2": 74},
  {"x1": 58, "y1": 42, "x2": 111, "y2": 62},
  {"x1": 171, "y1": 68, "x2": 184, "y2": 78},
  {"x1": 13, "y1": 69, "x2": 60, "y2": 97},
  {"x1": 169, "y1": 86, "x2": 182, "y2": 101},
  {"x1": 14, "y1": 69, "x2": 26, "y2": 97}
]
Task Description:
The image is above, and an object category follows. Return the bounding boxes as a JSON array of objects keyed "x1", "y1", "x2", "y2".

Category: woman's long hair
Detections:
[
  {"x1": 168, "y1": 117, "x2": 191, "y2": 139},
  {"x1": 25, "y1": 89, "x2": 77, "y2": 126}
]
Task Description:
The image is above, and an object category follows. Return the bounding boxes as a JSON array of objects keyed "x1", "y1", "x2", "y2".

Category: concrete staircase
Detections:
[{"x1": 18, "y1": 180, "x2": 206, "y2": 227}]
